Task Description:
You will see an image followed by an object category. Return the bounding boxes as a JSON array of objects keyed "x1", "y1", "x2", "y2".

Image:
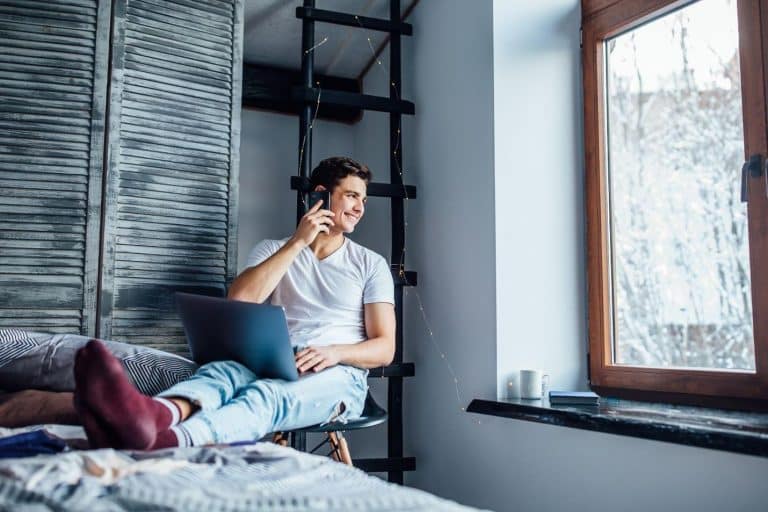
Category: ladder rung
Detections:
[
  {"x1": 292, "y1": 87, "x2": 415, "y2": 115},
  {"x1": 353, "y1": 456, "x2": 416, "y2": 473},
  {"x1": 291, "y1": 176, "x2": 417, "y2": 199},
  {"x1": 296, "y1": 7, "x2": 413, "y2": 35},
  {"x1": 369, "y1": 362, "x2": 415, "y2": 378}
]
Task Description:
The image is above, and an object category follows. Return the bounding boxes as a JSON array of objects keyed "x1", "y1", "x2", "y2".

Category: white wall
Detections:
[
  {"x1": 348, "y1": 0, "x2": 768, "y2": 511},
  {"x1": 494, "y1": 0, "x2": 586, "y2": 398}
]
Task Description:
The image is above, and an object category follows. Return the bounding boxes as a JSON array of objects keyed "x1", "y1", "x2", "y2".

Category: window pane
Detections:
[{"x1": 605, "y1": 0, "x2": 755, "y2": 370}]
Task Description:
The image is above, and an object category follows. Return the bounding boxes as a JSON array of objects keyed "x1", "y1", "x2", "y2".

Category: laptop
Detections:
[{"x1": 175, "y1": 292, "x2": 299, "y2": 381}]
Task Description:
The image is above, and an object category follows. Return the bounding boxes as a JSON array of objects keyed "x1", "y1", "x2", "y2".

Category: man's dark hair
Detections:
[{"x1": 309, "y1": 157, "x2": 372, "y2": 192}]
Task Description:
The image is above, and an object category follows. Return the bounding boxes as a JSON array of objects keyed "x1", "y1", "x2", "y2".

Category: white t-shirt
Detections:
[{"x1": 244, "y1": 237, "x2": 394, "y2": 348}]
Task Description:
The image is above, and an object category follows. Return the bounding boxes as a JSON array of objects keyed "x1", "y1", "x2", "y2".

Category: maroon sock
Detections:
[
  {"x1": 151, "y1": 428, "x2": 181, "y2": 450},
  {"x1": 73, "y1": 340, "x2": 174, "y2": 450}
]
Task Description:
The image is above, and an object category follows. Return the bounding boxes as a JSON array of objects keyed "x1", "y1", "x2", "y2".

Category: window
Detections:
[{"x1": 582, "y1": 0, "x2": 768, "y2": 408}]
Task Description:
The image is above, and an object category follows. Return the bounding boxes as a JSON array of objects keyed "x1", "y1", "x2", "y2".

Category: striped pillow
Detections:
[{"x1": 0, "y1": 329, "x2": 197, "y2": 396}]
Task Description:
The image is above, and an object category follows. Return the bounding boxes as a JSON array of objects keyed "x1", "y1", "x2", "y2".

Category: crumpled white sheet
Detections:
[{"x1": 0, "y1": 427, "x2": 484, "y2": 512}]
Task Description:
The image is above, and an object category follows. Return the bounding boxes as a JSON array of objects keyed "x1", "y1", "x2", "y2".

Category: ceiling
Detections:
[{"x1": 243, "y1": 0, "x2": 415, "y2": 79}]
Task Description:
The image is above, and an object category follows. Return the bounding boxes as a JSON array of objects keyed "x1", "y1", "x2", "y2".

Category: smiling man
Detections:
[{"x1": 73, "y1": 157, "x2": 396, "y2": 450}]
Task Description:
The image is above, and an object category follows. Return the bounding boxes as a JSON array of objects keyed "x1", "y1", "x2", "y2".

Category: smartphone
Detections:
[{"x1": 306, "y1": 190, "x2": 331, "y2": 213}]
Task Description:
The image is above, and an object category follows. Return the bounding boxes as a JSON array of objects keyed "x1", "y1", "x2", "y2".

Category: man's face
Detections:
[{"x1": 329, "y1": 175, "x2": 367, "y2": 234}]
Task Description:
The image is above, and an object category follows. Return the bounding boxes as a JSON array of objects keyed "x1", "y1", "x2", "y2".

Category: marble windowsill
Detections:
[{"x1": 467, "y1": 397, "x2": 768, "y2": 457}]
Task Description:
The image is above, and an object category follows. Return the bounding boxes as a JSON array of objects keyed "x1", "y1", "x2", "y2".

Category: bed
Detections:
[
  {"x1": 0, "y1": 330, "x2": 485, "y2": 511},
  {"x1": 0, "y1": 425, "x2": 480, "y2": 511}
]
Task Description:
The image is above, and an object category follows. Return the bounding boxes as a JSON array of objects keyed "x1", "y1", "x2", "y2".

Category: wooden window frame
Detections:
[{"x1": 582, "y1": 0, "x2": 768, "y2": 409}]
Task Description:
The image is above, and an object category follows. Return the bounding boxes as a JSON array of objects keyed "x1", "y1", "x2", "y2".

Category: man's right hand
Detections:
[{"x1": 291, "y1": 200, "x2": 335, "y2": 247}]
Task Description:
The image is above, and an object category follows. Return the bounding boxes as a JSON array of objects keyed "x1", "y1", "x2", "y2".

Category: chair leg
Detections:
[
  {"x1": 272, "y1": 432, "x2": 288, "y2": 447},
  {"x1": 328, "y1": 431, "x2": 353, "y2": 466}
]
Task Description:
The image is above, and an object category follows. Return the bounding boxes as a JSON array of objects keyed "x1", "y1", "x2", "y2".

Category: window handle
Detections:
[{"x1": 740, "y1": 154, "x2": 762, "y2": 202}]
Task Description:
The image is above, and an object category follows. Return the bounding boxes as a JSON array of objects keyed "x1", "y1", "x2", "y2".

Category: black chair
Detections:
[{"x1": 272, "y1": 391, "x2": 387, "y2": 465}]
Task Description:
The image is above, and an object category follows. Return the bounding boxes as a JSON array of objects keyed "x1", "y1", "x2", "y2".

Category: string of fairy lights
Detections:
[{"x1": 297, "y1": 17, "x2": 475, "y2": 420}]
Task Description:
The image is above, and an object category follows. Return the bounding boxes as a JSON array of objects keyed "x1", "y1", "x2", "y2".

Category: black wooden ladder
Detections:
[{"x1": 291, "y1": 0, "x2": 417, "y2": 484}]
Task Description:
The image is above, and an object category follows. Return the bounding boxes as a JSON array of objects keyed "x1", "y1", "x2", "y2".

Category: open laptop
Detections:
[{"x1": 175, "y1": 292, "x2": 299, "y2": 381}]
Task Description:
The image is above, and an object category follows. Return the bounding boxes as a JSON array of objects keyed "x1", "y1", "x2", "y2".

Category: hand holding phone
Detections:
[
  {"x1": 293, "y1": 190, "x2": 335, "y2": 246},
  {"x1": 307, "y1": 190, "x2": 331, "y2": 213}
]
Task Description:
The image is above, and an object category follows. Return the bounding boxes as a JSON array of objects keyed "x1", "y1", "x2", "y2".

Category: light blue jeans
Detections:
[{"x1": 157, "y1": 360, "x2": 368, "y2": 445}]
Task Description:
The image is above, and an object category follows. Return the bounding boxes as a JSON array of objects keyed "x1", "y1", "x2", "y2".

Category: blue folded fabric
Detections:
[{"x1": 0, "y1": 430, "x2": 68, "y2": 459}]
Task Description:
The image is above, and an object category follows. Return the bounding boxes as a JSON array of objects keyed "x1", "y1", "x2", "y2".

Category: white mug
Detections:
[{"x1": 519, "y1": 369, "x2": 549, "y2": 399}]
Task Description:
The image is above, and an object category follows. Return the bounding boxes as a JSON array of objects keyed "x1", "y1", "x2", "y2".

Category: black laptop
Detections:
[{"x1": 175, "y1": 292, "x2": 299, "y2": 381}]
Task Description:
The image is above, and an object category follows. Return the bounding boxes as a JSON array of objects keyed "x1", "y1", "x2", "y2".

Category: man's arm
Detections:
[
  {"x1": 295, "y1": 302, "x2": 396, "y2": 372},
  {"x1": 227, "y1": 239, "x2": 304, "y2": 303},
  {"x1": 228, "y1": 201, "x2": 334, "y2": 303}
]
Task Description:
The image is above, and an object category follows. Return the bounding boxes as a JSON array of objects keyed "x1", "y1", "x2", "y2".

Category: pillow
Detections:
[{"x1": 0, "y1": 329, "x2": 198, "y2": 396}]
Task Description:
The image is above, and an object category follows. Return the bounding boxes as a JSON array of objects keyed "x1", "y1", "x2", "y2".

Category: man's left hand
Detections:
[{"x1": 295, "y1": 345, "x2": 341, "y2": 374}]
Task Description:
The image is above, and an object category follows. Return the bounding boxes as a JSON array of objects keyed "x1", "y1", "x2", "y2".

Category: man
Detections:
[{"x1": 74, "y1": 157, "x2": 396, "y2": 450}]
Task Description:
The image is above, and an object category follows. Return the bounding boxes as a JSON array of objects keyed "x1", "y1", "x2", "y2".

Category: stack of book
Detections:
[{"x1": 548, "y1": 390, "x2": 600, "y2": 406}]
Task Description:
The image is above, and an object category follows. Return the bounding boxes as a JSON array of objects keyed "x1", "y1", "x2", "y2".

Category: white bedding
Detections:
[{"x1": 0, "y1": 427, "x2": 485, "y2": 511}]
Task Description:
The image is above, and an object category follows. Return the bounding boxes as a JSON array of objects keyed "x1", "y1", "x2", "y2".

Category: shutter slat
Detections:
[
  {"x1": 0, "y1": 163, "x2": 90, "y2": 175},
  {"x1": 124, "y1": 68, "x2": 230, "y2": 98},
  {"x1": 120, "y1": 147, "x2": 228, "y2": 172},
  {"x1": 126, "y1": 26, "x2": 231, "y2": 57},
  {"x1": 117, "y1": 253, "x2": 226, "y2": 268},
  {"x1": 125, "y1": 46, "x2": 231, "y2": 80},
  {"x1": 0, "y1": 223, "x2": 85, "y2": 234},
  {"x1": 0, "y1": 7, "x2": 96, "y2": 27},
  {"x1": 121, "y1": 117, "x2": 229, "y2": 143},
  {"x1": 3, "y1": 249, "x2": 83, "y2": 260},
  {"x1": 0, "y1": 257, "x2": 83, "y2": 267},
  {"x1": 141, "y1": 0, "x2": 232, "y2": 20},
  {"x1": 120, "y1": 170, "x2": 228, "y2": 193},
  {"x1": 0, "y1": 77, "x2": 92, "y2": 94},
  {"x1": 115, "y1": 244, "x2": 224, "y2": 260},
  {"x1": 118, "y1": 185, "x2": 227, "y2": 206},
  {"x1": 0, "y1": 39, "x2": 94, "y2": 59},
  {"x1": 130, "y1": 0, "x2": 231, "y2": 33},
  {"x1": 0, "y1": 12, "x2": 95, "y2": 32},
  {"x1": 122, "y1": 69, "x2": 230, "y2": 107},
  {"x1": 116, "y1": 234, "x2": 226, "y2": 252},
  {"x1": 125, "y1": 91, "x2": 228, "y2": 120},
  {"x1": 2, "y1": 239, "x2": 85, "y2": 250},
  {"x1": 125, "y1": 13, "x2": 230, "y2": 47},
  {"x1": 121, "y1": 102, "x2": 230, "y2": 129},
  {"x1": 0, "y1": 52, "x2": 93, "y2": 71},
  {"x1": 120, "y1": 179, "x2": 227, "y2": 200},
  {"x1": 121, "y1": 132, "x2": 229, "y2": 157},
  {"x1": 118, "y1": 211, "x2": 227, "y2": 231},
  {"x1": 0, "y1": 128, "x2": 91, "y2": 144},
  {"x1": 116, "y1": 260, "x2": 226, "y2": 276},
  {"x1": 0, "y1": 27, "x2": 96, "y2": 48},
  {"x1": 3, "y1": 0, "x2": 97, "y2": 16},
  {"x1": 115, "y1": 270, "x2": 224, "y2": 285},
  {"x1": 0, "y1": 137, "x2": 90, "y2": 153},
  {"x1": 0, "y1": 111, "x2": 91, "y2": 127},
  {"x1": 0, "y1": 309, "x2": 82, "y2": 319},
  {"x1": 0, "y1": 144, "x2": 89, "y2": 160}
]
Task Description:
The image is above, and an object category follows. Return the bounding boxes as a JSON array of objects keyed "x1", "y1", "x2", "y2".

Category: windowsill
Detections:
[{"x1": 466, "y1": 397, "x2": 768, "y2": 458}]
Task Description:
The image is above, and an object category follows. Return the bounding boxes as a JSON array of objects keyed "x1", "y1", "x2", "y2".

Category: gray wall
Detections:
[
  {"x1": 238, "y1": 0, "x2": 768, "y2": 510},
  {"x1": 345, "y1": 0, "x2": 768, "y2": 511}
]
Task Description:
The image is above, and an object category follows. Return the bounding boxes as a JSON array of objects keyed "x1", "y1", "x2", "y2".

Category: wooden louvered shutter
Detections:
[
  {"x1": 0, "y1": 0, "x2": 110, "y2": 336},
  {"x1": 98, "y1": 0, "x2": 242, "y2": 354}
]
